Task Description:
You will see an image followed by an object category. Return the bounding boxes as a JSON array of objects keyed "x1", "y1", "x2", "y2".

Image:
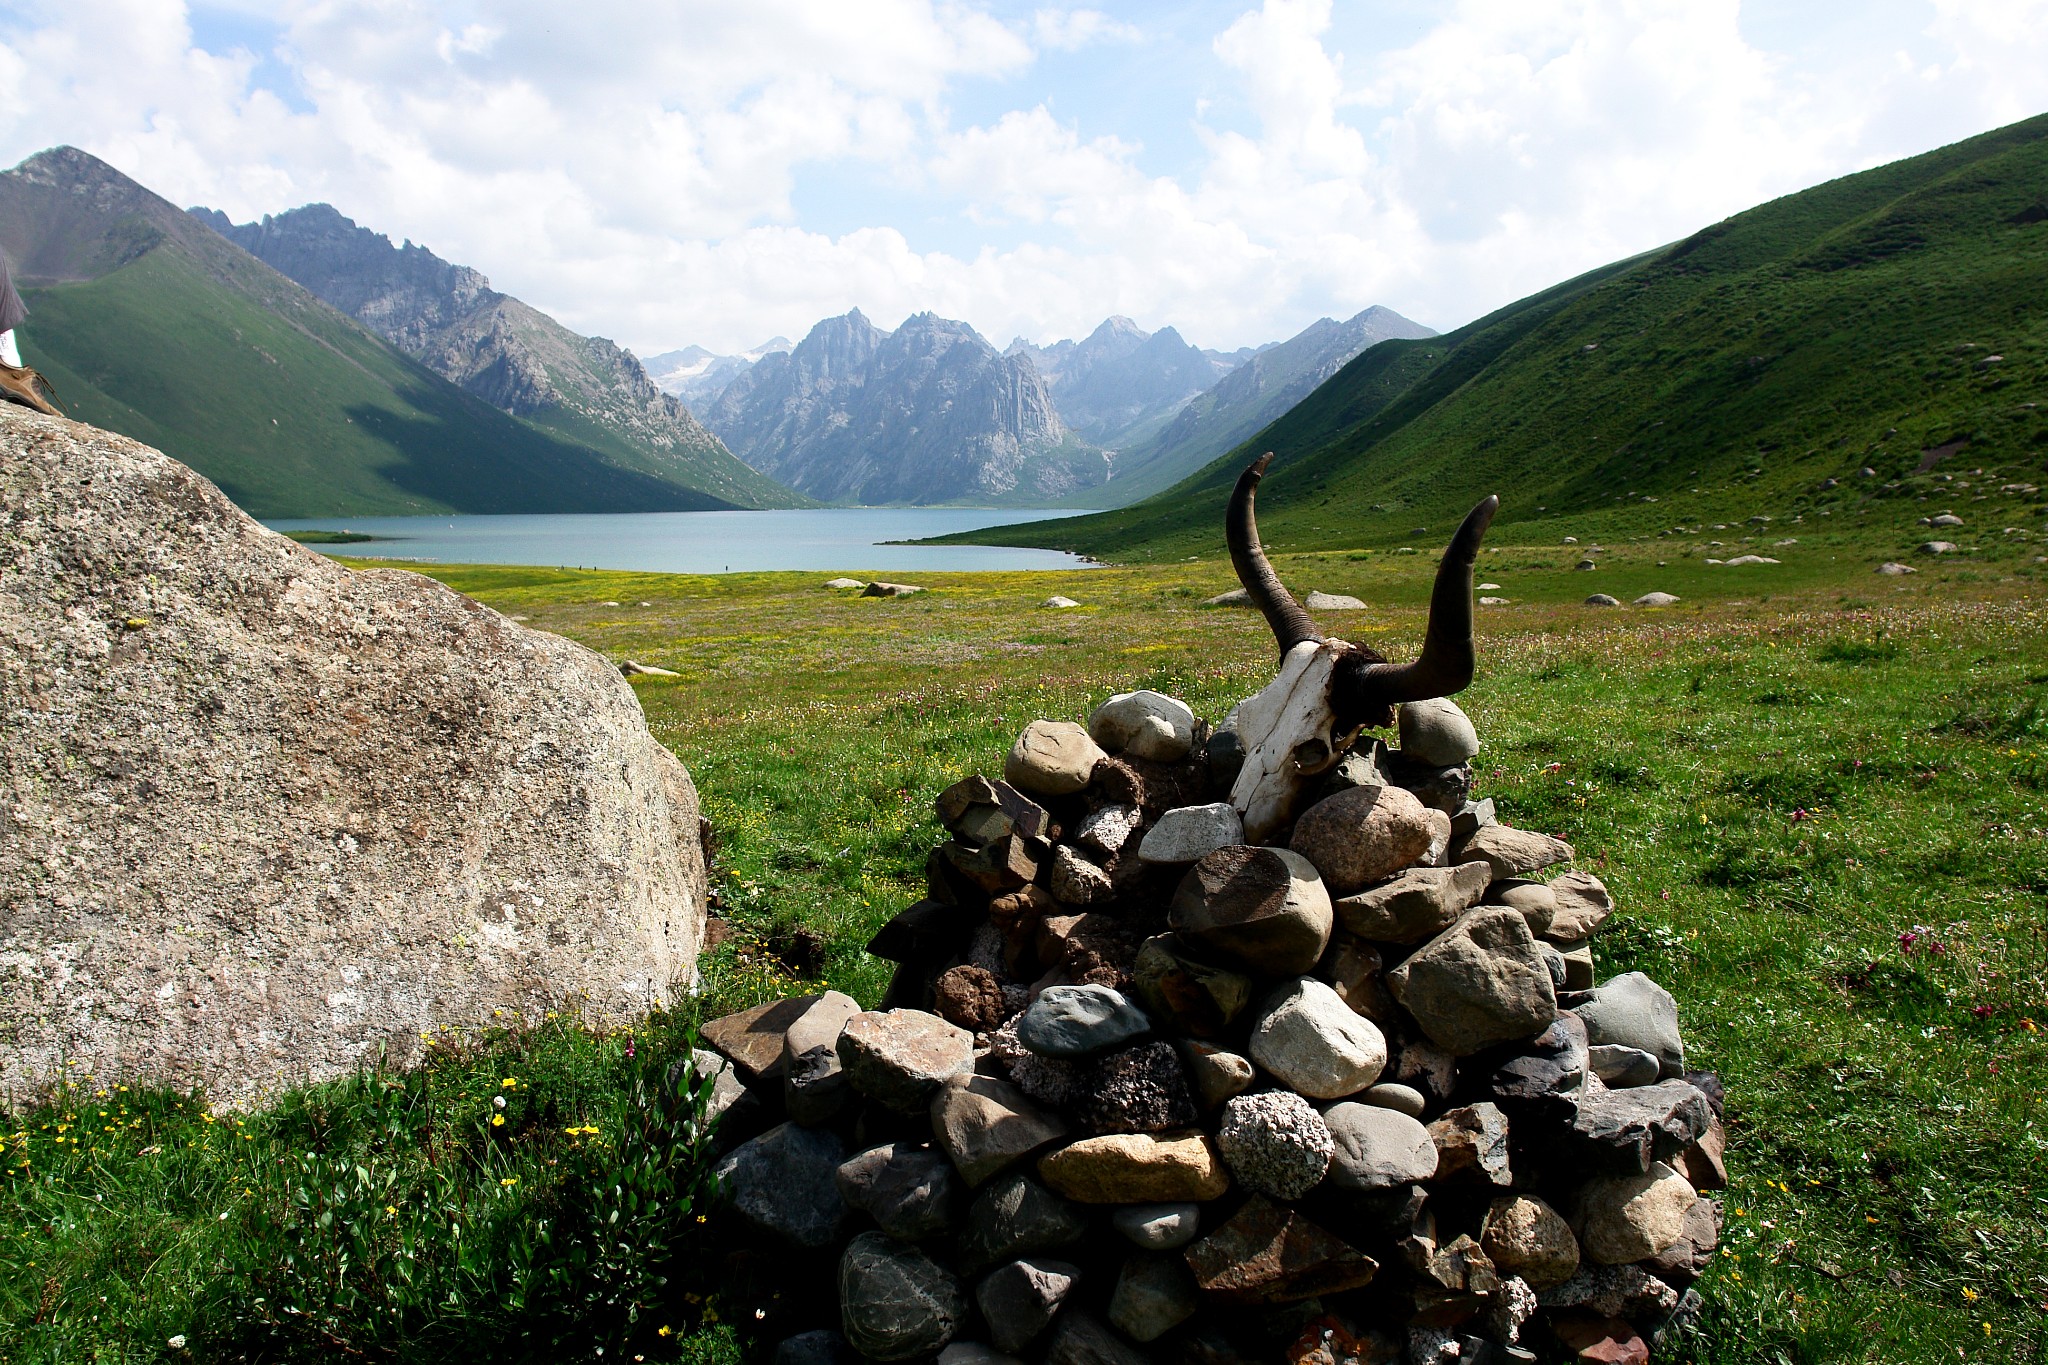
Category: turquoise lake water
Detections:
[{"x1": 262, "y1": 508, "x2": 1094, "y2": 574}]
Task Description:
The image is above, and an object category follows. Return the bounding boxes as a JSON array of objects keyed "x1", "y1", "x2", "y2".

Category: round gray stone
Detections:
[
  {"x1": 840, "y1": 1232, "x2": 967, "y2": 1359},
  {"x1": 1398, "y1": 697, "x2": 1480, "y2": 766},
  {"x1": 1362, "y1": 1082, "x2": 1427, "y2": 1118},
  {"x1": 1323, "y1": 1101, "x2": 1438, "y2": 1191},
  {"x1": 1247, "y1": 977, "x2": 1386, "y2": 1099},
  {"x1": 1016, "y1": 985, "x2": 1152, "y2": 1058},
  {"x1": 1574, "y1": 971, "x2": 1685, "y2": 1077},
  {"x1": 1089, "y1": 690, "x2": 1196, "y2": 762}
]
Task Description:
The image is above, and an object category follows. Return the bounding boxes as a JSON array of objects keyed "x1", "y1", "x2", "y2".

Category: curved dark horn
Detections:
[
  {"x1": 1228, "y1": 452, "x2": 1322, "y2": 655},
  {"x1": 1347, "y1": 494, "x2": 1499, "y2": 706}
]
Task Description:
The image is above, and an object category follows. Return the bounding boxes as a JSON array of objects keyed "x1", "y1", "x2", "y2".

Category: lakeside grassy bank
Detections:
[{"x1": 4, "y1": 544, "x2": 2044, "y2": 1362}]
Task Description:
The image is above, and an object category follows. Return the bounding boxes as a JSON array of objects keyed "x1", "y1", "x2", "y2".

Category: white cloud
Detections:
[
  {"x1": 1032, "y1": 8, "x2": 1141, "y2": 51},
  {"x1": 2, "y1": 0, "x2": 2046, "y2": 357}
]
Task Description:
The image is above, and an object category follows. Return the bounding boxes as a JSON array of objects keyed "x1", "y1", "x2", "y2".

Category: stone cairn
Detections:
[{"x1": 698, "y1": 690, "x2": 1727, "y2": 1365}]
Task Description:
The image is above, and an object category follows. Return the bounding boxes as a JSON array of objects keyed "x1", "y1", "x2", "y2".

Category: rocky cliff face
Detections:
[
  {"x1": 1010, "y1": 316, "x2": 1233, "y2": 449},
  {"x1": 706, "y1": 310, "x2": 1105, "y2": 505},
  {"x1": 643, "y1": 338, "x2": 792, "y2": 411},
  {"x1": 192, "y1": 204, "x2": 799, "y2": 508},
  {"x1": 0, "y1": 405, "x2": 709, "y2": 1103}
]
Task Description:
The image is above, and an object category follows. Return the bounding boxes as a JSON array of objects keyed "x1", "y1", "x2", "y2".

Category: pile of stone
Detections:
[{"x1": 698, "y1": 689, "x2": 1725, "y2": 1365}]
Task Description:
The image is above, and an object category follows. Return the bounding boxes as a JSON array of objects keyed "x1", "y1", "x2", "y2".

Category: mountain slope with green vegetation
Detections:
[
  {"x1": 948, "y1": 113, "x2": 2048, "y2": 561},
  {"x1": 0, "y1": 148, "x2": 776, "y2": 518}
]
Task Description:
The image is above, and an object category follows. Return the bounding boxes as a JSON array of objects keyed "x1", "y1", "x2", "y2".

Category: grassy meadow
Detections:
[{"x1": 3, "y1": 520, "x2": 2045, "y2": 1363}]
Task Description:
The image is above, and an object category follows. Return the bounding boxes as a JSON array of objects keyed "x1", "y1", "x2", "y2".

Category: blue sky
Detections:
[{"x1": 5, "y1": 1, "x2": 2047, "y2": 355}]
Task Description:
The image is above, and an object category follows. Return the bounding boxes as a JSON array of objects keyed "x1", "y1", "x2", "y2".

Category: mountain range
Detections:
[
  {"x1": 188, "y1": 203, "x2": 799, "y2": 511},
  {"x1": 703, "y1": 309, "x2": 1104, "y2": 505},
  {"x1": 643, "y1": 339, "x2": 791, "y2": 410},
  {"x1": 947, "y1": 112, "x2": 2048, "y2": 560},
  {"x1": 0, "y1": 147, "x2": 797, "y2": 517}
]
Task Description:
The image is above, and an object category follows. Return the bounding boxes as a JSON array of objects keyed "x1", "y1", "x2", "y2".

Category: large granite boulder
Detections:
[{"x1": 0, "y1": 410, "x2": 710, "y2": 1102}]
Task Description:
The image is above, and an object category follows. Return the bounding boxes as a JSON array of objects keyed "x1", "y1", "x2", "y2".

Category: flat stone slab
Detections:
[{"x1": 1182, "y1": 1196, "x2": 1379, "y2": 1305}]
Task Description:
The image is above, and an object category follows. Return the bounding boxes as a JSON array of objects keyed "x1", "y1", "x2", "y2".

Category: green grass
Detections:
[
  {"x1": 4, "y1": 547, "x2": 2044, "y2": 1362},
  {"x1": 944, "y1": 112, "x2": 2048, "y2": 563},
  {"x1": 281, "y1": 530, "x2": 378, "y2": 544}
]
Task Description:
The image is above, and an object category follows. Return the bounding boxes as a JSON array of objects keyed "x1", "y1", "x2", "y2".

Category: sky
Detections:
[{"x1": 2, "y1": 0, "x2": 2046, "y2": 357}]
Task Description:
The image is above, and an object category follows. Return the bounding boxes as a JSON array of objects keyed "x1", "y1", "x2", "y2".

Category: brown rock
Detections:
[
  {"x1": 1552, "y1": 1313, "x2": 1649, "y2": 1365},
  {"x1": 1005, "y1": 721, "x2": 1107, "y2": 797},
  {"x1": 1169, "y1": 846, "x2": 1333, "y2": 975},
  {"x1": 1184, "y1": 1197, "x2": 1379, "y2": 1305},
  {"x1": 1485, "y1": 878, "x2": 1560, "y2": 935},
  {"x1": 1643, "y1": 1193, "x2": 1721, "y2": 1283},
  {"x1": 1452, "y1": 825, "x2": 1573, "y2": 880},
  {"x1": 936, "y1": 775, "x2": 1050, "y2": 845},
  {"x1": 933, "y1": 965, "x2": 1011, "y2": 1033},
  {"x1": 1385, "y1": 906, "x2": 1559, "y2": 1055},
  {"x1": 1130, "y1": 935, "x2": 1252, "y2": 1038},
  {"x1": 1428, "y1": 1103, "x2": 1513, "y2": 1187},
  {"x1": 1317, "y1": 934, "x2": 1398, "y2": 1025},
  {"x1": 1545, "y1": 870, "x2": 1616, "y2": 940},
  {"x1": 1289, "y1": 785, "x2": 1437, "y2": 895},
  {"x1": 1334, "y1": 862, "x2": 1491, "y2": 943},
  {"x1": 1574, "y1": 1162, "x2": 1697, "y2": 1264},
  {"x1": 838, "y1": 1010, "x2": 976, "y2": 1112},
  {"x1": 1176, "y1": 1040, "x2": 1256, "y2": 1108},
  {"x1": 944, "y1": 834, "x2": 1043, "y2": 896},
  {"x1": 990, "y1": 885, "x2": 1056, "y2": 973},
  {"x1": 932, "y1": 1073, "x2": 1070, "y2": 1186},
  {"x1": 1479, "y1": 1195, "x2": 1580, "y2": 1290},
  {"x1": 1037, "y1": 1131, "x2": 1230, "y2": 1203},
  {"x1": 1675, "y1": 1111, "x2": 1728, "y2": 1190},
  {"x1": 702, "y1": 996, "x2": 823, "y2": 1079}
]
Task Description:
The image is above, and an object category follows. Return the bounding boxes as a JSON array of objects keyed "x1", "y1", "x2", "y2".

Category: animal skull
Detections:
[{"x1": 1223, "y1": 452, "x2": 1498, "y2": 843}]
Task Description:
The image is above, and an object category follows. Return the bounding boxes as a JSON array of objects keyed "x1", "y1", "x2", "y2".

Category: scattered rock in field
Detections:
[
  {"x1": 1453, "y1": 825, "x2": 1574, "y2": 880},
  {"x1": 1479, "y1": 596, "x2": 1511, "y2": 605},
  {"x1": 976, "y1": 1256, "x2": 1079, "y2": 1354},
  {"x1": 1290, "y1": 785, "x2": 1438, "y2": 895},
  {"x1": 836, "y1": 1142, "x2": 960, "y2": 1241},
  {"x1": 1574, "y1": 1163, "x2": 1697, "y2": 1264},
  {"x1": 1090, "y1": 690, "x2": 1197, "y2": 762},
  {"x1": 1042, "y1": 596, "x2": 1081, "y2": 609},
  {"x1": 1202, "y1": 587, "x2": 1252, "y2": 607},
  {"x1": 716, "y1": 1122, "x2": 851, "y2": 1248},
  {"x1": 1170, "y1": 846, "x2": 1334, "y2": 975},
  {"x1": 1004, "y1": 720, "x2": 1107, "y2": 797},
  {"x1": 1398, "y1": 697, "x2": 1481, "y2": 766},
  {"x1": 839, "y1": 1231, "x2": 966, "y2": 1359},
  {"x1": 1584, "y1": 594, "x2": 1621, "y2": 606},
  {"x1": 1918, "y1": 540, "x2": 1959, "y2": 555},
  {"x1": 1304, "y1": 591, "x2": 1367, "y2": 610},
  {"x1": 1574, "y1": 972, "x2": 1686, "y2": 1078},
  {"x1": 1575, "y1": 559, "x2": 1598, "y2": 571},
  {"x1": 1137, "y1": 803, "x2": 1244, "y2": 865},
  {"x1": 838, "y1": 1010, "x2": 975, "y2": 1112},
  {"x1": 1111, "y1": 1202, "x2": 1200, "y2": 1250},
  {"x1": 1876, "y1": 561, "x2": 1917, "y2": 575},
  {"x1": 1386, "y1": 907, "x2": 1558, "y2": 1055},
  {"x1": 1929, "y1": 512, "x2": 1964, "y2": 527},
  {"x1": 619, "y1": 659, "x2": 679, "y2": 677},
  {"x1": 862, "y1": 582, "x2": 925, "y2": 598},
  {"x1": 1248, "y1": 977, "x2": 1387, "y2": 1099},
  {"x1": 1633, "y1": 592, "x2": 1680, "y2": 606},
  {"x1": 932, "y1": 1074, "x2": 1070, "y2": 1186},
  {"x1": 1720, "y1": 555, "x2": 1778, "y2": 566},
  {"x1": 1322, "y1": 1101, "x2": 1437, "y2": 1191},
  {"x1": 824, "y1": 578, "x2": 866, "y2": 589},
  {"x1": 1217, "y1": 1090, "x2": 1333, "y2": 1199}
]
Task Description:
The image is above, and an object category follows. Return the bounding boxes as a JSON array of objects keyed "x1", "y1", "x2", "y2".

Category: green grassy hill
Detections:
[
  {"x1": 950, "y1": 114, "x2": 2048, "y2": 561},
  {"x1": 0, "y1": 148, "x2": 780, "y2": 518}
]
